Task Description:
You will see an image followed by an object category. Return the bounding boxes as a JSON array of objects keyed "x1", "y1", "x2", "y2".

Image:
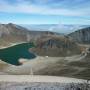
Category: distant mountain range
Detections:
[
  {"x1": 0, "y1": 23, "x2": 90, "y2": 46},
  {"x1": 21, "y1": 24, "x2": 90, "y2": 34}
]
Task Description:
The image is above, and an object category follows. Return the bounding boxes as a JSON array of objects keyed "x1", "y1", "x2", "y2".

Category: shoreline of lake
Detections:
[{"x1": 0, "y1": 42, "x2": 36, "y2": 65}]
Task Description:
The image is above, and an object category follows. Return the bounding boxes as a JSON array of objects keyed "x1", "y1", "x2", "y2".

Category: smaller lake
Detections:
[{"x1": 0, "y1": 42, "x2": 36, "y2": 65}]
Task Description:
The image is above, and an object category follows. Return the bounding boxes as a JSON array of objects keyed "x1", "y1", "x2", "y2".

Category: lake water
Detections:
[{"x1": 0, "y1": 43, "x2": 36, "y2": 65}]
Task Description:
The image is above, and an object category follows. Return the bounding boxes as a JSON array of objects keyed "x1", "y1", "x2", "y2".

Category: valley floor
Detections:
[
  {"x1": 0, "y1": 44, "x2": 90, "y2": 79},
  {"x1": 0, "y1": 53, "x2": 89, "y2": 79}
]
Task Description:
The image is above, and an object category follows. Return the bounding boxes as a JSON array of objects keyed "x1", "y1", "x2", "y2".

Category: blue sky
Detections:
[{"x1": 0, "y1": 0, "x2": 90, "y2": 25}]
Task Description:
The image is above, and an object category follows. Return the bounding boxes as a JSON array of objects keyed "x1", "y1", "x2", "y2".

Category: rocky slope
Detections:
[
  {"x1": 0, "y1": 23, "x2": 55, "y2": 47},
  {"x1": 68, "y1": 27, "x2": 90, "y2": 43},
  {"x1": 30, "y1": 35, "x2": 81, "y2": 56}
]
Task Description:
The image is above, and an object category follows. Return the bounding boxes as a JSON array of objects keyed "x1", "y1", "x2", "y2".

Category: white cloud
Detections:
[{"x1": 0, "y1": 0, "x2": 90, "y2": 17}]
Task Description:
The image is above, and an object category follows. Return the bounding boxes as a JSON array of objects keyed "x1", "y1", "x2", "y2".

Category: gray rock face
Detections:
[{"x1": 68, "y1": 27, "x2": 90, "y2": 43}]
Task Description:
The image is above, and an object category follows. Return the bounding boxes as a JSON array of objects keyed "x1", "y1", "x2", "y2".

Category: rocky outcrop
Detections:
[
  {"x1": 30, "y1": 35, "x2": 81, "y2": 56},
  {"x1": 68, "y1": 27, "x2": 90, "y2": 43}
]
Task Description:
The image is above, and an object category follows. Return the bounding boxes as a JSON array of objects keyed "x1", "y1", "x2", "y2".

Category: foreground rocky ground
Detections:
[
  {"x1": 0, "y1": 82, "x2": 90, "y2": 90},
  {"x1": 0, "y1": 75, "x2": 90, "y2": 90}
]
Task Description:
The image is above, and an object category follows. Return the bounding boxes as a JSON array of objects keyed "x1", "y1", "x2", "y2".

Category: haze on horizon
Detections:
[{"x1": 0, "y1": 0, "x2": 90, "y2": 25}]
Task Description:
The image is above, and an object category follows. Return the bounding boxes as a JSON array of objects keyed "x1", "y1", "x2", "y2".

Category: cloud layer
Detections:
[{"x1": 0, "y1": 0, "x2": 90, "y2": 17}]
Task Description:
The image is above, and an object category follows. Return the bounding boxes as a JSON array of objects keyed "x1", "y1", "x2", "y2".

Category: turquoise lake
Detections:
[{"x1": 0, "y1": 43, "x2": 36, "y2": 65}]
